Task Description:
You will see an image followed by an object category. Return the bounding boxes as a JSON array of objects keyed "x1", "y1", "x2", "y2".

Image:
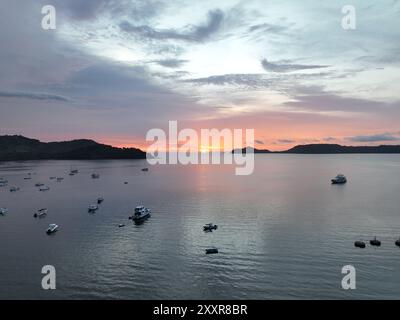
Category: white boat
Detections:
[
  {"x1": 34, "y1": 208, "x2": 47, "y2": 218},
  {"x1": 331, "y1": 174, "x2": 347, "y2": 184},
  {"x1": 91, "y1": 173, "x2": 100, "y2": 179},
  {"x1": 39, "y1": 186, "x2": 50, "y2": 191},
  {"x1": 0, "y1": 208, "x2": 8, "y2": 215},
  {"x1": 129, "y1": 206, "x2": 151, "y2": 221},
  {"x1": 10, "y1": 186, "x2": 20, "y2": 192},
  {"x1": 46, "y1": 224, "x2": 58, "y2": 234},
  {"x1": 88, "y1": 204, "x2": 99, "y2": 212}
]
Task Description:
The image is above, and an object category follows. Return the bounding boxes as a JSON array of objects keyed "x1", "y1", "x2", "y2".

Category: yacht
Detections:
[
  {"x1": 46, "y1": 224, "x2": 58, "y2": 234},
  {"x1": 129, "y1": 206, "x2": 151, "y2": 221},
  {"x1": 203, "y1": 223, "x2": 218, "y2": 231},
  {"x1": 0, "y1": 208, "x2": 8, "y2": 215},
  {"x1": 39, "y1": 186, "x2": 50, "y2": 191},
  {"x1": 88, "y1": 204, "x2": 99, "y2": 212},
  {"x1": 34, "y1": 208, "x2": 47, "y2": 218},
  {"x1": 331, "y1": 174, "x2": 347, "y2": 184},
  {"x1": 10, "y1": 186, "x2": 20, "y2": 192},
  {"x1": 91, "y1": 173, "x2": 100, "y2": 179}
]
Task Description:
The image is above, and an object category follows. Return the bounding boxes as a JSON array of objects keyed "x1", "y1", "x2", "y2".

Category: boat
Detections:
[
  {"x1": 49, "y1": 177, "x2": 56, "y2": 180},
  {"x1": 91, "y1": 173, "x2": 100, "y2": 179},
  {"x1": 69, "y1": 172, "x2": 75, "y2": 176},
  {"x1": 205, "y1": 248, "x2": 219, "y2": 254},
  {"x1": 10, "y1": 186, "x2": 20, "y2": 192},
  {"x1": 129, "y1": 206, "x2": 151, "y2": 221},
  {"x1": 118, "y1": 224, "x2": 125, "y2": 228},
  {"x1": 35, "y1": 183, "x2": 44, "y2": 187},
  {"x1": 331, "y1": 174, "x2": 347, "y2": 184},
  {"x1": 0, "y1": 177, "x2": 8, "y2": 186},
  {"x1": 97, "y1": 197, "x2": 104, "y2": 204},
  {"x1": 56, "y1": 177, "x2": 64, "y2": 182},
  {"x1": 88, "y1": 204, "x2": 99, "y2": 212},
  {"x1": 0, "y1": 208, "x2": 8, "y2": 215},
  {"x1": 70, "y1": 169, "x2": 78, "y2": 174},
  {"x1": 354, "y1": 241, "x2": 366, "y2": 248},
  {"x1": 46, "y1": 224, "x2": 58, "y2": 234},
  {"x1": 24, "y1": 176, "x2": 32, "y2": 180},
  {"x1": 141, "y1": 168, "x2": 149, "y2": 172},
  {"x1": 39, "y1": 186, "x2": 50, "y2": 191},
  {"x1": 34, "y1": 208, "x2": 47, "y2": 218},
  {"x1": 203, "y1": 223, "x2": 218, "y2": 231},
  {"x1": 395, "y1": 238, "x2": 400, "y2": 247},
  {"x1": 370, "y1": 237, "x2": 381, "y2": 246}
]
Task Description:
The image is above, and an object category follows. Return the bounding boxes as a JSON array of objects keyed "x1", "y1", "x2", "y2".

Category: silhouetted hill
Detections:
[
  {"x1": 232, "y1": 147, "x2": 271, "y2": 154},
  {"x1": 0, "y1": 135, "x2": 146, "y2": 160},
  {"x1": 284, "y1": 144, "x2": 400, "y2": 154}
]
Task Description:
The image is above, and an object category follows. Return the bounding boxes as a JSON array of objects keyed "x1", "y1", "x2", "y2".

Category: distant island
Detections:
[
  {"x1": 234, "y1": 144, "x2": 400, "y2": 154},
  {"x1": 0, "y1": 135, "x2": 146, "y2": 161}
]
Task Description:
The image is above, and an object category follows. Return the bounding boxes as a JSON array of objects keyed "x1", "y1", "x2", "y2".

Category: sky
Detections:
[{"x1": 0, "y1": 0, "x2": 399, "y2": 151}]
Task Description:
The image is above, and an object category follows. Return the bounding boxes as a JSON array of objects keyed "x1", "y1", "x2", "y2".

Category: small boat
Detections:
[
  {"x1": 24, "y1": 176, "x2": 32, "y2": 180},
  {"x1": 46, "y1": 224, "x2": 58, "y2": 234},
  {"x1": 129, "y1": 206, "x2": 151, "y2": 221},
  {"x1": 34, "y1": 208, "x2": 47, "y2": 218},
  {"x1": 88, "y1": 204, "x2": 99, "y2": 212},
  {"x1": 118, "y1": 224, "x2": 125, "y2": 228},
  {"x1": 0, "y1": 177, "x2": 8, "y2": 186},
  {"x1": 91, "y1": 173, "x2": 100, "y2": 179},
  {"x1": 39, "y1": 186, "x2": 50, "y2": 191},
  {"x1": 56, "y1": 177, "x2": 64, "y2": 182},
  {"x1": 70, "y1": 169, "x2": 78, "y2": 174},
  {"x1": 354, "y1": 241, "x2": 366, "y2": 248},
  {"x1": 141, "y1": 168, "x2": 149, "y2": 172},
  {"x1": 0, "y1": 208, "x2": 8, "y2": 215},
  {"x1": 370, "y1": 237, "x2": 381, "y2": 246},
  {"x1": 10, "y1": 186, "x2": 20, "y2": 192},
  {"x1": 395, "y1": 238, "x2": 400, "y2": 247},
  {"x1": 331, "y1": 174, "x2": 347, "y2": 184},
  {"x1": 205, "y1": 248, "x2": 219, "y2": 254},
  {"x1": 97, "y1": 197, "x2": 104, "y2": 204},
  {"x1": 203, "y1": 223, "x2": 218, "y2": 231},
  {"x1": 49, "y1": 177, "x2": 56, "y2": 180},
  {"x1": 124, "y1": 181, "x2": 128, "y2": 184},
  {"x1": 35, "y1": 183, "x2": 44, "y2": 187},
  {"x1": 69, "y1": 172, "x2": 75, "y2": 176}
]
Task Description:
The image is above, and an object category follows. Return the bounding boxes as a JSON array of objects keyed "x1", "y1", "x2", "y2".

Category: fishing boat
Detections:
[{"x1": 129, "y1": 206, "x2": 151, "y2": 221}]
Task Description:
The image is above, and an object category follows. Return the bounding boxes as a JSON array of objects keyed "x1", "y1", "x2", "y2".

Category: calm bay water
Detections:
[{"x1": 0, "y1": 155, "x2": 400, "y2": 299}]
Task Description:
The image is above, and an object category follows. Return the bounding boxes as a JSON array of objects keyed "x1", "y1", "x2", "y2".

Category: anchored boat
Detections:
[
  {"x1": 331, "y1": 174, "x2": 347, "y2": 184},
  {"x1": 88, "y1": 204, "x2": 99, "y2": 212},
  {"x1": 46, "y1": 224, "x2": 58, "y2": 234},
  {"x1": 34, "y1": 208, "x2": 47, "y2": 218}
]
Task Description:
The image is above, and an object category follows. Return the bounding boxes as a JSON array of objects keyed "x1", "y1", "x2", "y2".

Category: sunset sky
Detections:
[{"x1": 0, "y1": 0, "x2": 400, "y2": 151}]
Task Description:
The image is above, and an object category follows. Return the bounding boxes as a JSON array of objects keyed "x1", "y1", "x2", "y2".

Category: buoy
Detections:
[
  {"x1": 354, "y1": 241, "x2": 366, "y2": 248},
  {"x1": 370, "y1": 237, "x2": 381, "y2": 246}
]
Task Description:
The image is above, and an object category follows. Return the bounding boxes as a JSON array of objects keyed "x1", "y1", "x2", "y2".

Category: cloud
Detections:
[
  {"x1": 261, "y1": 58, "x2": 329, "y2": 73},
  {"x1": 248, "y1": 23, "x2": 287, "y2": 34},
  {"x1": 277, "y1": 139, "x2": 295, "y2": 144},
  {"x1": 346, "y1": 133, "x2": 400, "y2": 142},
  {"x1": 119, "y1": 9, "x2": 224, "y2": 42},
  {"x1": 184, "y1": 74, "x2": 273, "y2": 88},
  {"x1": 255, "y1": 139, "x2": 264, "y2": 145},
  {"x1": 151, "y1": 59, "x2": 188, "y2": 68},
  {"x1": 0, "y1": 91, "x2": 70, "y2": 102}
]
